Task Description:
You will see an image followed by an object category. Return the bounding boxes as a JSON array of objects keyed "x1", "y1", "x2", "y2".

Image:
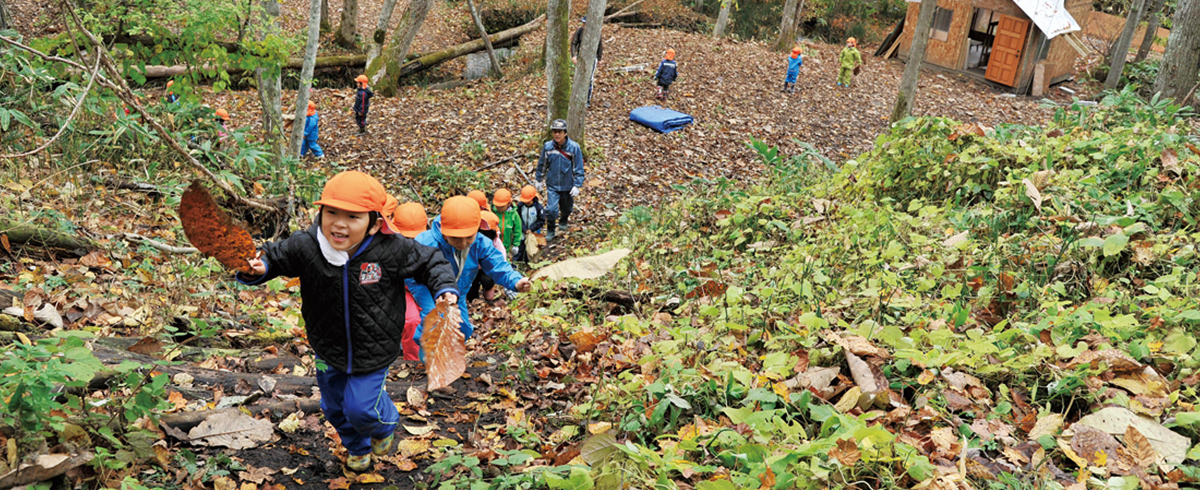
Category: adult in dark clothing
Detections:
[{"x1": 570, "y1": 16, "x2": 603, "y2": 105}]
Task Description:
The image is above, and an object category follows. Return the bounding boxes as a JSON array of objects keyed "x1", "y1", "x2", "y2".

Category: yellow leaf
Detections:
[
  {"x1": 16, "y1": 333, "x2": 31, "y2": 346},
  {"x1": 588, "y1": 422, "x2": 612, "y2": 434},
  {"x1": 772, "y1": 382, "x2": 789, "y2": 398},
  {"x1": 917, "y1": 370, "x2": 935, "y2": 385}
]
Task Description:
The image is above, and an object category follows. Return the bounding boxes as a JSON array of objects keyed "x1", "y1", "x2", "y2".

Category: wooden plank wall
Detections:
[{"x1": 1044, "y1": 0, "x2": 1093, "y2": 82}]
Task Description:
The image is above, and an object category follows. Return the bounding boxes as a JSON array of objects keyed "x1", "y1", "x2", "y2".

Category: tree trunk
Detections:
[
  {"x1": 712, "y1": 0, "x2": 731, "y2": 38},
  {"x1": 394, "y1": 16, "x2": 542, "y2": 79},
  {"x1": 467, "y1": 0, "x2": 503, "y2": 78},
  {"x1": 1135, "y1": 0, "x2": 1168, "y2": 62},
  {"x1": 0, "y1": 0, "x2": 10, "y2": 31},
  {"x1": 366, "y1": 0, "x2": 400, "y2": 68},
  {"x1": 546, "y1": 0, "x2": 571, "y2": 127},
  {"x1": 321, "y1": 0, "x2": 332, "y2": 32},
  {"x1": 791, "y1": 0, "x2": 806, "y2": 37},
  {"x1": 1105, "y1": 0, "x2": 1149, "y2": 90},
  {"x1": 336, "y1": 0, "x2": 359, "y2": 49},
  {"x1": 365, "y1": 0, "x2": 432, "y2": 97},
  {"x1": 0, "y1": 221, "x2": 96, "y2": 251},
  {"x1": 771, "y1": 0, "x2": 800, "y2": 52},
  {"x1": 255, "y1": 0, "x2": 284, "y2": 162},
  {"x1": 566, "y1": 0, "x2": 607, "y2": 150},
  {"x1": 1153, "y1": 0, "x2": 1200, "y2": 103},
  {"x1": 890, "y1": 0, "x2": 938, "y2": 123},
  {"x1": 289, "y1": 0, "x2": 323, "y2": 156}
]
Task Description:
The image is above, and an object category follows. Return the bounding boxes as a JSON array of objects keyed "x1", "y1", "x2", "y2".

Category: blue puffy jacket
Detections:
[
  {"x1": 655, "y1": 60, "x2": 677, "y2": 85},
  {"x1": 536, "y1": 138, "x2": 585, "y2": 192},
  {"x1": 406, "y1": 219, "x2": 524, "y2": 341},
  {"x1": 787, "y1": 55, "x2": 803, "y2": 78},
  {"x1": 304, "y1": 113, "x2": 320, "y2": 142}
]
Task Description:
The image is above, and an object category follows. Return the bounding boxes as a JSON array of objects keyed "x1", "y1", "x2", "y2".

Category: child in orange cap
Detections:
[
  {"x1": 353, "y1": 75, "x2": 373, "y2": 135},
  {"x1": 469, "y1": 210, "x2": 506, "y2": 301},
  {"x1": 837, "y1": 38, "x2": 862, "y2": 88},
  {"x1": 654, "y1": 48, "x2": 678, "y2": 100},
  {"x1": 514, "y1": 185, "x2": 544, "y2": 263},
  {"x1": 407, "y1": 196, "x2": 533, "y2": 352},
  {"x1": 491, "y1": 189, "x2": 524, "y2": 258},
  {"x1": 237, "y1": 171, "x2": 458, "y2": 472},
  {"x1": 389, "y1": 198, "x2": 432, "y2": 361},
  {"x1": 302, "y1": 100, "x2": 324, "y2": 158},
  {"x1": 784, "y1": 46, "x2": 803, "y2": 93},
  {"x1": 165, "y1": 80, "x2": 180, "y2": 104},
  {"x1": 467, "y1": 190, "x2": 488, "y2": 210}
]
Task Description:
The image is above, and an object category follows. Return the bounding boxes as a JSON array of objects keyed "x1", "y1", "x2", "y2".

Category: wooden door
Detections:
[{"x1": 984, "y1": 14, "x2": 1029, "y2": 87}]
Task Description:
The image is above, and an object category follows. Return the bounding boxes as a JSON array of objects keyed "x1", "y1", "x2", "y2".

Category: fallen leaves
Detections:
[
  {"x1": 178, "y1": 181, "x2": 256, "y2": 273},
  {"x1": 185, "y1": 410, "x2": 274, "y2": 450},
  {"x1": 423, "y1": 298, "x2": 466, "y2": 391}
]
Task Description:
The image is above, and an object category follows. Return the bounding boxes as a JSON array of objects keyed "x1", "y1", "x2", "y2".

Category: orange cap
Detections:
[
  {"x1": 665, "y1": 48, "x2": 675, "y2": 60},
  {"x1": 306, "y1": 100, "x2": 316, "y2": 116},
  {"x1": 355, "y1": 74, "x2": 369, "y2": 85},
  {"x1": 493, "y1": 188, "x2": 512, "y2": 207},
  {"x1": 383, "y1": 194, "x2": 399, "y2": 222},
  {"x1": 167, "y1": 80, "x2": 175, "y2": 88},
  {"x1": 215, "y1": 108, "x2": 229, "y2": 120},
  {"x1": 467, "y1": 190, "x2": 488, "y2": 210},
  {"x1": 519, "y1": 185, "x2": 537, "y2": 203},
  {"x1": 314, "y1": 171, "x2": 393, "y2": 235},
  {"x1": 393, "y1": 202, "x2": 429, "y2": 239},
  {"x1": 441, "y1": 196, "x2": 481, "y2": 238},
  {"x1": 791, "y1": 46, "x2": 802, "y2": 58},
  {"x1": 480, "y1": 210, "x2": 500, "y2": 231}
]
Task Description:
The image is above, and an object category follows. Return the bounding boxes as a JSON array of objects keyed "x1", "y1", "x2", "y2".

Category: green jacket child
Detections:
[
  {"x1": 838, "y1": 38, "x2": 862, "y2": 87},
  {"x1": 491, "y1": 189, "x2": 525, "y2": 257}
]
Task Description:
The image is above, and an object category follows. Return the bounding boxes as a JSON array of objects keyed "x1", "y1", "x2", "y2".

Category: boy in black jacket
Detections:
[
  {"x1": 237, "y1": 171, "x2": 458, "y2": 472},
  {"x1": 353, "y1": 75, "x2": 374, "y2": 135},
  {"x1": 654, "y1": 48, "x2": 678, "y2": 100}
]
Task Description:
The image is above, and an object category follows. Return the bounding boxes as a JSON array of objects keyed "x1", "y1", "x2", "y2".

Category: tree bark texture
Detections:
[
  {"x1": 791, "y1": 0, "x2": 807, "y2": 38},
  {"x1": 1135, "y1": 0, "x2": 1168, "y2": 62},
  {"x1": 336, "y1": 0, "x2": 358, "y2": 49},
  {"x1": 255, "y1": 0, "x2": 284, "y2": 162},
  {"x1": 321, "y1": 0, "x2": 332, "y2": 32},
  {"x1": 890, "y1": 0, "x2": 938, "y2": 123},
  {"x1": 713, "y1": 0, "x2": 731, "y2": 38},
  {"x1": 566, "y1": 0, "x2": 607, "y2": 150},
  {"x1": 1105, "y1": 0, "x2": 1148, "y2": 90},
  {"x1": 1153, "y1": 0, "x2": 1200, "y2": 103},
  {"x1": 772, "y1": 0, "x2": 800, "y2": 52},
  {"x1": 0, "y1": 221, "x2": 96, "y2": 251},
  {"x1": 546, "y1": 0, "x2": 571, "y2": 126},
  {"x1": 467, "y1": 0, "x2": 503, "y2": 78},
  {"x1": 0, "y1": 0, "x2": 10, "y2": 31},
  {"x1": 366, "y1": 0, "x2": 432, "y2": 97},
  {"x1": 393, "y1": 16, "x2": 543, "y2": 79},
  {"x1": 366, "y1": 0, "x2": 399, "y2": 68},
  {"x1": 289, "y1": 0, "x2": 324, "y2": 156}
]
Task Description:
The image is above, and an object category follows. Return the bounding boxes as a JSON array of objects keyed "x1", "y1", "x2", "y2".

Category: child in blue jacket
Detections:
[
  {"x1": 784, "y1": 46, "x2": 803, "y2": 93},
  {"x1": 302, "y1": 100, "x2": 324, "y2": 158},
  {"x1": 406, "y1": 196, "x2": 533, "y2": 355},
  {"x1": 654, "y1": 48, "x2": 677, "y2": 100}
]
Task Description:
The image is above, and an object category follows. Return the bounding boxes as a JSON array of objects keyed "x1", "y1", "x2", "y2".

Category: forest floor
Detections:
[{"x1": 0, "y1": 2, "x2": 1124, "y2": 489}]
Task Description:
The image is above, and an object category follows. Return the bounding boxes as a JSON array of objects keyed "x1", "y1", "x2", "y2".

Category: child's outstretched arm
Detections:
[
  {"x1": 477, "y1": 240, "x2": 532, "y2": 293},
  {"x1": 236, "y1": 234, "x2": 307, "y2": 285}
]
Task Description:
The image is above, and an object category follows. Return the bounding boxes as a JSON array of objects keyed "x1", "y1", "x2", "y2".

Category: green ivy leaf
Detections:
[{"x1": 1102, "y1": 232, "x2": 1129, "y2": 257}]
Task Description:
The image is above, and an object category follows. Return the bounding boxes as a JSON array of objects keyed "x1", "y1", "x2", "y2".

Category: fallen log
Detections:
[
  {"x1": 0, "y1": 220, "x2": 96, "y2": 252},
  {"x1": 159, "y1": 398, "x2": 321, "y2": 433},
  {"x1": 395, "y1": 14, "x2": 545, "y2": 79}
]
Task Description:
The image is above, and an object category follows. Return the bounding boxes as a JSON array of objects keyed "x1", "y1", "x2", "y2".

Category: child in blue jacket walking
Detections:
[
  {"x1": 654, "y1": 48, "x2": 677, "y2": 100},
  {"x1": 302, "y1": 100, "x2": 324, "y2": 158},
  {"x1": 784, "y1": 46, "x2": 803, "y2": 93}
]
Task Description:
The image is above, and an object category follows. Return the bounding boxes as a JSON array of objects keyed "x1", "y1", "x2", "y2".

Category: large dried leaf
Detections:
[
  {"x1": 179, "y1": 181, "x2": 256, "y2": 273},
  {"x1": 423, "y1": 299, "x2": 466, "y2": 391},
  {"x1": 1073, "y1": 407, "x2": 1190, "y2": 464},
  {"x1": 531, "y1": 248, "x2": 631, "y2": 281},
  {"x1": 1069, "y1": 424, "x2": 1123, "y2": 468},
  {"x1": 1123, "y1": 425, "x2": 1158, "y2": 468},
  {"x1": 1028, "y1": 413, "x2": 1064, "y2": 439},
  {"x1": 829, "y1": 438, "x2": 861, "y2": 466},
  {"x1": 1067, "y1": 349, "x2": 1142, "y2": 372},
  {"x1": 186, "y1": 410, "x2": 274, "y2": 450}
]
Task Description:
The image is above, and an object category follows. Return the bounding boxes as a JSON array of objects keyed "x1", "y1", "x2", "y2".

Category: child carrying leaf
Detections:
[{"x1": 236, "y1": 171, "x2": 458, "y2": 472}]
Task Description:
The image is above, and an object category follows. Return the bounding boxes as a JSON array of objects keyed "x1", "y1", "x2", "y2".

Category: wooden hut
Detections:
[{"x1": 891, "y1": 0, "x2": 1091, "y2": 93}]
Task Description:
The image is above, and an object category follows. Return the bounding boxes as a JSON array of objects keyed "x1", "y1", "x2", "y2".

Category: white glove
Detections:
[
  {"x1": 570, "y1": 186, "x2": 580, "y2": 198},
  {"x1": 535, "y1": 182, "x2": 545, "y2": 193},
  {"x1": 509, "y1": 246, "x2": 519, "y2": 257}
]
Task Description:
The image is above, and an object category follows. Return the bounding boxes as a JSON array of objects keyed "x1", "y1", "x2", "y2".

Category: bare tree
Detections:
[
  {"x1": 546, "y1": 0, "x2": 571, "y2": 126},
  {"x1": 713, "y1": 0, "x2": 731, "y2": 38},
  {"x1": 336, "y1": 0, "x2": 359, "y2": 48},
  {"x1": 365, "y1": 0, "x2": 432, "y2": 96},
  {"x1": 890, "y1": 0, "x2": 937, "y2": 123},
  {"x1": 467, "y1": 0, "x2": 503, "y2": 77},
  {"x1": 1105, "y1": 0, "x2": 1148, "y2": 90},
  {"x1": 1153, "y1": 0, "x2": 1200, "y2": 103},
  {"x1": 0, "y1": 0, "x2": 10, "y2": 31},
  {"x1": 771, "y1": 0, "x2": 800, "y2": 51},
  {"x1": 366, "y1": 0, "x2": 400, "y2": 68},
  {"x1": 254, "y1": 0, "x2": 284, "y2": 160},
  {"x1": 1135, "y1": 0, "x2": 1168, "y2": 62},
  {"x1": 290, "y1": 0, "x2": 323, "y2": 156},
  {"x1": 566, "y1": 0, "x2": 606, "y2": 149},
  {"x1": 321, "y1": 0, "x2": 332, "y2": 32}
]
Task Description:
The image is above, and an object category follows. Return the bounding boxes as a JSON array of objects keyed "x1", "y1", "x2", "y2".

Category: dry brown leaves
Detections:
[
  {"x1": 423, "y1": 298, "x2": 466, "y2": 391},
  {"x1": 179, "y1": 181, "x2": 256, "y2": 273}
]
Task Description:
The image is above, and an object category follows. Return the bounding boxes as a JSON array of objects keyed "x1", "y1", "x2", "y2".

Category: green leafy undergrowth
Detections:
[{"x1": 464, "y1": 91, "x2": 1200, "y2": 489}]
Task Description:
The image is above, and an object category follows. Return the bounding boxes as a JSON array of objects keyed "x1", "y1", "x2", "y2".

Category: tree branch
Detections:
[
  {"x1": 122, "y1": 233, "x2": 199, "y2": 254},
  {"x1": 0, "y1": 46, "x2": 101, "y2": 160},
  {"x1": 604, "y1": 0, "x2": 645, "y2": 22}
]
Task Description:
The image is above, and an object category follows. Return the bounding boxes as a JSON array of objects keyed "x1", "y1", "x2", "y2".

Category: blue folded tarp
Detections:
[{"x1": 629, "y1": 106, "x2": 694, "y2": 133}]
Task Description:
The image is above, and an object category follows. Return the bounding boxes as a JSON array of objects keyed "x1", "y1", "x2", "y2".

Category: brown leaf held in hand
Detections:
[
  {"x1": 424, "y1": 299, "x2": 466, "y2": 391},
  {"x1": 179, "y1": 181, "x2": 256, "y2": 273}
]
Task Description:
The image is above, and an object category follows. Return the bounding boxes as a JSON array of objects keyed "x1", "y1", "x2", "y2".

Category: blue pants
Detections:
[
  {"x1": 545, "y1": 189, "x2": 574, "y2": 233},
  {"x1": 302, "y1": 137, "x2": 324, "y2": 157},
  {"x1": 785, "y1": 72, "x2": 798, "y2": 84},
  {"x1": 315, "y1": 362, "x2": 398, "y2": 456}
]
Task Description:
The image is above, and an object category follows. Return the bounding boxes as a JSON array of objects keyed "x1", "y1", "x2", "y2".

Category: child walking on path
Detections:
[
  {"x1": 353, "y1": 75, "x2": 373, "y2": 135},
  {"x1": 302, "y1": 100, "x2": 324, "y2": 158},
  {"x1": 784, "y1": 46, "x2": 803, "y2": 93},
  {"x1": 386, "y1": 198, "x2": 433, "y2": 361},
  {"x1": 654, "y1": 48, "x2": 678, "y2": 100},
  {"x1": 514, "y1": 185, "x2": 544, "y2": 263},
  {"x1": 837, "y1": 38, "x2": 862, "y2": 88},
  {"x1": 237, "y1": 171, "x2": 459, "y2": 472},
  {"x1": 491, "y1": 188, "x2": 524, "y2": 258}
]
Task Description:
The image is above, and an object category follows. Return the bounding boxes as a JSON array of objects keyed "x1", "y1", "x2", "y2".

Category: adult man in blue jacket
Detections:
[{"x1": 535, "y1": 119, "x2": 585, "y2": 242}]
